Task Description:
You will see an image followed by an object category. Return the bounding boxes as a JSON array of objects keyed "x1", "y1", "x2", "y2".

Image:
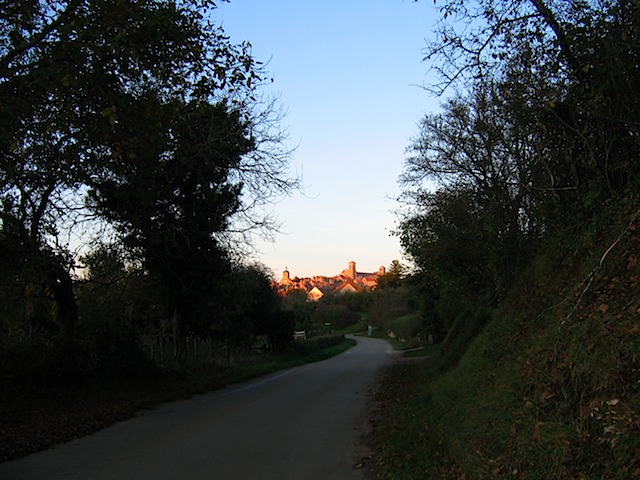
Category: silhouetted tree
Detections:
[
  {"x1": 1, "y1": 1, "x2": 299, "y2": 370},
  {"x1": 377, "y1": 260, "x2": 409, "y2": 289},
  {"x1": 399, "y1": 0, "x2": 640, "y2": 342}
]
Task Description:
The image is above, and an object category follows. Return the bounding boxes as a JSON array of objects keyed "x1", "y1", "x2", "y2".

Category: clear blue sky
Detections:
[{"x1": 214, "y1": 0, "x2": 440, "y2": 278}]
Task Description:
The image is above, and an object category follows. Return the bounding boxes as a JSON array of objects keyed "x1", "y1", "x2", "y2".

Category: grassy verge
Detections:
[
  {"x1": 372, "y1": 207, "x2": 640, "y2": 479},
  {"x1": 243, "y1": 335, "x2": 356, "y2": 378},
  {"x1": 363, "y1": 326, "x2": 412, "y2": 351},
  {"x1": 1, "y1": 335, "x2": 355, "y2": 463}
]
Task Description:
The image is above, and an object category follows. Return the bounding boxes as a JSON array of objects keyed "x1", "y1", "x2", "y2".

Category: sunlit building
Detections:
[{"x1": 275, "y1": 261, "x2": 386, "y2": 300}]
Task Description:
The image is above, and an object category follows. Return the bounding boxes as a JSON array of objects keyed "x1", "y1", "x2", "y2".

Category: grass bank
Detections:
[
  {"x1": 1, "y1": 334, "x2": 355, "y2": 462},
  {"x1": 372, "y1": 207, "x2": 640, "y2": 479}
]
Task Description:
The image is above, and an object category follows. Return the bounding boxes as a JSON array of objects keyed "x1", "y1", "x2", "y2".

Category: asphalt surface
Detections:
[{"x1": 0, "y1": 335, "x2": 394, "y2": 480}]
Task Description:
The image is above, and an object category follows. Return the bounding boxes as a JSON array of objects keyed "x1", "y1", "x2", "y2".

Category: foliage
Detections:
[
  {"x1": 386, "y1": 313, "x2": 425, "y2": 348},
  {"x1": 281, "y1": 288, "x2": 316, "y2": 333},
  {"x1": 88, "y1": 100, "x2": 253, "y2": 359},
  {"x1": 399, "y1": 0, "x2": 640, "y2": 343},
  {"x1": 225, "y1": 263, "x2": 294, "y2": 353},
  {"x1": 367, "y1": 277, "x2": 425, "y2": 342},
  {"x1": 0, "y1": 1, "x2": 299, "y2": 385},
  {"x1": 379, "y1": 3, "x2": 640, "y2": 477},
  {"x1": 375, "y1": 205, "x2": 640, "y2": 479},
  {"x1": 310, "y1": 303, "x2": 360, "y2": 331},
  {"x1": 377, "y1": 259, "x2": 410, "y2": 289},
  {"x1": 0, "y1": 0, "x2": 264, "y2": 339},
  {"x1": 422, "y1": 0, "x2": 640, "y2": 200},
  {"x1": 322, "y1": 289, "x2": 373, "y2": 313}
]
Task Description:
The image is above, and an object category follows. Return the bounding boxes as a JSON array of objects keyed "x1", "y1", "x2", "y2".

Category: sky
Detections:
[{"x1": 214, "y1": 0, "x2": 441, "y2": 279}]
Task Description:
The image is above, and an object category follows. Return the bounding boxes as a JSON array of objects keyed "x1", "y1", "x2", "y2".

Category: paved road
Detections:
[{"x1": 0, "y1": 336, "x2": 394, "y2": 480}]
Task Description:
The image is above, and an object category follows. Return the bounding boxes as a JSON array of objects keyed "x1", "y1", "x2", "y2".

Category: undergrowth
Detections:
[{"x1": 374, "y1": 202, "x2": 640, "y2": 479}]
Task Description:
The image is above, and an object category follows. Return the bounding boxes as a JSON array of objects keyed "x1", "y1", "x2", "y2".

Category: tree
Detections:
[
  {"x1": 398, "y1": 0, "x2": 640, "y2": 344},
  {"x1": 1, "y1": 1, "x2": 299, "y2": 360},
  {"x1": 76, "y1": 243, "x2": 159, "y2": 379},
  {"x1": 213, "y1": 262, "x2": 287, "y2": 353},
  {"x1": 1, "y1": 1, "x2": 249, "y2": 339},
  {"x1": 399, "y1": 186, "x2": 495, "y2": 295},
  {"x1": 89, "y1": 101, "x2": 250, "y2": 359},
  {"x1": 388, "y1": 260, "x2": 409, "y2": 277},
  {"x1": 422, "y1": 0, "x2": 640, "y2": 201},
  {"x1": 423, "y1": 0, "x2": 586, "y2": 94},
  {"x1": 401, "y1": 79, "x2": 543, "y2": 295},
  {"x1": 377, "y1": 260, "x2": 409, "y2": 289}
]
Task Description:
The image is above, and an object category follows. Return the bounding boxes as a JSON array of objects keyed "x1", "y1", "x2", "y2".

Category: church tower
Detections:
[
  {"x1": 279, "y1": 268, "x2": 293, "y2": 285},
  {"x1": 348, "y1": 261, "x2": 356, "y2": 279}
]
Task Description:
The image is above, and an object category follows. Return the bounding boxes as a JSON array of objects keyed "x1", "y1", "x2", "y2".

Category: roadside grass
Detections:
[
  {"x1": 365, "y1": 327, "x2": 409, "y2": 351},
  {"x1": 372, "y1": 206, "x2": 640, "y2": 479},
  {"x1": 0, "y1": 335, "x2": 355, "y2": 462},
  {"x1": 403, "y1": 343, "x2": 440, "y2": 358},
  {"x1": 244, "y1": 335, "x2": 356, "y2": 378}
]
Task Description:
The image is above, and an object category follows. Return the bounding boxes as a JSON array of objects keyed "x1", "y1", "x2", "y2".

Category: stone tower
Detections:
[
  {"x1": 348, "y1": 261, "x2": 356, "y2": 279},
  {"x1": 279, "y1": 268, "x2": 292, "y2": 285}
]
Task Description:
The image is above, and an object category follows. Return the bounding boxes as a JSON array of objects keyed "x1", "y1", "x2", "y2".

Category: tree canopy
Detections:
[
  {"x1": 399, "y1": 0, "x2": 640, "y2": 326},
  {"x1": 1, "y1": 1, "x2": 299, "y2": 374}
]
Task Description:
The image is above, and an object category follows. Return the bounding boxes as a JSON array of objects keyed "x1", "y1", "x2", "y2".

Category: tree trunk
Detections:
[
  {"x1": 172, "y1": 307, "x2": 187, "y2": 362},
  {"x1": 44, "y1": 259, "x2": 78, "y2": 340}
]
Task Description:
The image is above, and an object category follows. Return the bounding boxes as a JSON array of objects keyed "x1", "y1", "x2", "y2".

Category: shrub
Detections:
[
  {"x1": 311, "y1": 304, "x2": 360, "y2": 330},
  {"x1": 387, "y1": 313, "x2": 426, "y2": 347}
]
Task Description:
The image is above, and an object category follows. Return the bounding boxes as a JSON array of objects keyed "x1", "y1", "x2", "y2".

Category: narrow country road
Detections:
[{"x1": 0, "y1": 336, "x2": 394, "y2": 480}]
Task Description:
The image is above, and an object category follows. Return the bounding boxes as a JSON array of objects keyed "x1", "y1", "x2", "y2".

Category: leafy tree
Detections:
[
  {"x1": 422, "y1": 0, "x2": 640, "y2": 201},
  {"x1": 88, "y1": 101, "x2": 251, "y2": 359},
  {"x1": 400, "y1": 1, "x2": 640, "y2": 345},
  {"x1": 397, "y1": 81, "x2": 543, "y2": 327},
  {"x1": 400, "y1": 186, "x2": 494, "y2": 293},
  {"x1": 0, "y1": 1, "x2": 252, "y2": 338},
  {"x1": 310, "y1": 303, "x2": 360, "y2": 331},
  {"x1": 264, "y1": 310, "x2": 296, "y2": 353},
  {"x1": 216, "y1": 262, "x2": 286, "y2": 352},
  {"x1": 377, "y1": 259, "x2": 409, "y2": 289},
  {"x1": 76, "y1": 244, "x2": 158, "y2": 379},
  {"x1": 1, "y1": 1, "x2": 299, "y2": 362},
  {"x1": 282, "y1": 289, "x2": 316, "y2": 334},
  {"x1": 367, "y1": 280, "x2": 422, "y2": 338}
]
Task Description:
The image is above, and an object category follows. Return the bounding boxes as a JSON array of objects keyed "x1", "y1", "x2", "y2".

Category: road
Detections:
[{"x1": 0, "y1": 335, "x2": 394, "y2": 480}]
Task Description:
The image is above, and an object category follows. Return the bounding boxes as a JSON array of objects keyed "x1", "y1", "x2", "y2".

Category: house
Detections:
[
  {"x1": 275, "y1": 261, "x2": 386, "y2": 300},
  {"x1": 334, "y1": 279, "x2": 359, "y2": 295},
  {"x1": 307, "y1": 286, "x2": 325, "y2": 301}
]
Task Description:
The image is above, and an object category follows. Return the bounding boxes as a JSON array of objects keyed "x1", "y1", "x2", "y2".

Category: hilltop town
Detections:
[{"x1": 275, "y1": 261, "x2": 386, "y2": 301}]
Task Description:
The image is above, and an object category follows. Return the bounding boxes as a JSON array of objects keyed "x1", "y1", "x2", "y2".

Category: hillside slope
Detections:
[{"x1": 374, "y1": 203, "x2": 640, "y2": 479}]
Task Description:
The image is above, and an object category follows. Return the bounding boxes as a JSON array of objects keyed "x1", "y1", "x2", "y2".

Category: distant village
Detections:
[{"x1": 275, "y1": 261, "x2": 386, "y2": 301}]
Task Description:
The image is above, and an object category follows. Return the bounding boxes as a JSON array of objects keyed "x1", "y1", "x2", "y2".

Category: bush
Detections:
[
  {"x1": 387, "y1": 313, "x2": 426, "y2": 347},
  {"x1": 367, "y1": 287, "x2": 414, "y2": 329},
  {"x1": 90, "y1": 328, "x2": 157, "y2": 380},
  {"x1": 263, "y1": 310, "x2": 296, "y2": 353},
  {"x1": 311, "y1": 304, "x2": 360, "y2": 330},
  {"x1": 291, "y1": 334, "x2": 345, "y2": 356},
  {"x1": 0, "y1": 337, "x2": 96, "y2": 390}
]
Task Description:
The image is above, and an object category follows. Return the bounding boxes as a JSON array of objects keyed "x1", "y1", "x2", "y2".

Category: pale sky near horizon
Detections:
[{"x1": 215, "y1": 0, "x2": 441, "y2": 279}]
